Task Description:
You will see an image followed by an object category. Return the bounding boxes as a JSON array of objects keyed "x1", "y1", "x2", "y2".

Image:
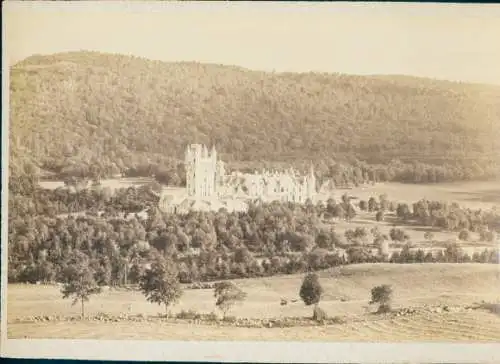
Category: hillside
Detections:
[{"x1": 9, "y1": 51, "x2": 500, "y2": 181}]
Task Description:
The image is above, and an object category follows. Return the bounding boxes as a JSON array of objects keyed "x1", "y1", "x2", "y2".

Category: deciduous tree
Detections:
[
  {"x1": 370, "y1": 284, "x2": 393, "y2": 313},
  {"x1": 139, "y1": 254, "x2": 182, "y2": 317},
  {"x1": 214, "y1": 281, "x2": 247, "y2": 319},
  {"x1": 60, "y1": 251, "x2": 101, "y2": 318}
]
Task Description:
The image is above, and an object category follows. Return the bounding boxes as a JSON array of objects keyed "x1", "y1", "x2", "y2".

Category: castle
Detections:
[
  {"x1": 159, "y1": 144, "x2": 317, "y2": 214},
  {"x1": 184, "y1": 144, "x2": 225, "y2": 198}
]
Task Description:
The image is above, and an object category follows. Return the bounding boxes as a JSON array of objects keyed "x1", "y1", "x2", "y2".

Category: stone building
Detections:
[
  {"x1": 185, "y1": 144, "x2": 220, "y2": 198},
  {"x1": 159, "y1": 144, "x2": 317, "y2": 214}
]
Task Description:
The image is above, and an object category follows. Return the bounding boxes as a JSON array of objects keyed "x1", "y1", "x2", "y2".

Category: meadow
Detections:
[
  {"x1": 39, "y1": 178, "x2": 500, "y2": 213},
  {"x1": 7, "y1": 263, "x2": 500, "y2": 341},
  {"x1": 38, "y1": 177, "x2": 155, "y2": 192},
  {"x1": 331, "y1": 179, "x2": 500, "y2": 211}
]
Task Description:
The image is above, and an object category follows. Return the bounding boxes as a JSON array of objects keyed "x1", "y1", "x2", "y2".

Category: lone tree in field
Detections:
[
  {"x1": 299, "y1": 273, "x2": 324, "y2": 317},
  {"x1": 214, "y1": 281, "x2": 247, "y2": 319},
  {"x1": 139, "y1": 254, "x2": 182, "y2": 317},
  {"x1": 370, "y1": 284, "x2": 393, "y2": 313},
  {"x1": 61, "y1": 251, "x2": 101, "y2": 319}
]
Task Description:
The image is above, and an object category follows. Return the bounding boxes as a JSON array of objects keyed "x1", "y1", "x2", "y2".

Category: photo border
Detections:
[{"x1": 2, "y1": 1, "x2": 500, "y2": 362}]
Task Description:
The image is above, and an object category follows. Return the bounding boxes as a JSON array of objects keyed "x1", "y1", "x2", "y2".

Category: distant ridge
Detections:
[
  {"x1": 14, "y1": 51, "x2": 500, "y2": 88},
  {"x1": 9, "y1": 51, "x2": 500, "y2": 180}
]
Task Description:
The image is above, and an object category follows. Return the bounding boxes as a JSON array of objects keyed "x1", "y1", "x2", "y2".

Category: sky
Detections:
[{"x1": 4, "y1": 1, "x2": 500, "y2": 85}]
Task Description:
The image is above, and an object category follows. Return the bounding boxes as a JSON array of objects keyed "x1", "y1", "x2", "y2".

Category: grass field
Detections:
[
  {"x1": 38, "y1": 177, "x2": 154, "y2": 191},
  {"x1": 9, "y1": 310, "x2": 500, "y2": 342},
  {"x1": 327, "y1": 180, "x2": 500, "y2": 254},
  {"x1": 20, "y1": 179, "x2": 500, "y2": 341},
  {"x1": 333, "y1": 180, "x2": 500, "y2": 211},
  {"x1": 330, "y1": 210, "x2": 498, "y2": 256},
  {"x1": 7, "y1": 263, "x2": 500, "y2": 341},
  {"x1": 39, "y1": 178, "x2": 500, "y2": 211}
]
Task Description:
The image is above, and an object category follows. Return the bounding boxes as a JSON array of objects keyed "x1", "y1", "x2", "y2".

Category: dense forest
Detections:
[
  {"x1": 7, "y1": 51, "x2": 500, "y2": 286},
  {"x1": 8, "y1": 175, "x2": 499, "y2": 285},
  {"x1": 9, "y1": 51, "x2": 500, "y2": 184}
]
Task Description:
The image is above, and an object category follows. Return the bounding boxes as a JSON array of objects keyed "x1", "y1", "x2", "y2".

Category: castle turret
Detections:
[
  {"x1": 185, "y1": 145, "x2": 192, "y2": 165},
  {"x1": 211, "y1": 145, "x2": 217, "y2": 161},
  {"x1": 306, "y1": 162, "x2": 316, "y2": 202},
  {"x1": 185, "y1": 144, "x2": 218, "y2": 198}
]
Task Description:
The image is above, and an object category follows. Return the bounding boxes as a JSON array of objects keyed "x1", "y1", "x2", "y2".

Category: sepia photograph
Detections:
[{"x1": 2, "y1": 1, "x2": 500, "y2": 362}]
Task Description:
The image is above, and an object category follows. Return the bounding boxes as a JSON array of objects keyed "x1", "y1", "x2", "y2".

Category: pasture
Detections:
[
  {"x1": 39, "y1": 178, "x2": 500, "y2": 211},
  {"x1": 9, "y1": 311, "x2": 500, "y2": 342},
  {"x1": 325, "y1": 179, "x2": 499, "y2": 256},
  {"x1": 19, "y1": 178, "x2": 500, "y2": 341},
  {"x1": 38, "y1": 177, "x2": 154, "y2": 191},
  {"x1": 333, "y1": 179, "x2": 500, "y2": 211},
  {"x1": 7, "y1": 263, "x2": 500, "y2": 341},
  {"x1": 329, "y1": 210, "x2": 498, "y2": 257}
]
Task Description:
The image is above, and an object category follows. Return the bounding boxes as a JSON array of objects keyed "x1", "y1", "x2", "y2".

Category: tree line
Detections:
[
  {"x1": 9, "y1": 176, "x2": 499, "y2": 285},
  {"x1": 9, "y1": 175, "x2": 160, "y2": 219},
  {"x1": 60, "y1": 248, "x2": 393, "y2": 322},
  {"x1": 391, "y1": 198, "x2": 500, "y2": 237}
]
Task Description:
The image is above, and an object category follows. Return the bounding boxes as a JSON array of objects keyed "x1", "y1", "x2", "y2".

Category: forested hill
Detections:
[{"x1": 9, "y1": 51, "x2": 500, "y2": 183}]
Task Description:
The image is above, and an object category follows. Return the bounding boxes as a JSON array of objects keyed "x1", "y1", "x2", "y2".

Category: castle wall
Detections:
[
  {"x1": 162, "y1": 144, "x2": 319, "y2": 214},
  {"x1": 185, "y1": 144, "x2": 218, "y2": 198}
]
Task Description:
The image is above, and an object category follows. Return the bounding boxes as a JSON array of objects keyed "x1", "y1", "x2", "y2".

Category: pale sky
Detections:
[{"x1": 4, "y1": 1, "x2": 500, "y2": 85}]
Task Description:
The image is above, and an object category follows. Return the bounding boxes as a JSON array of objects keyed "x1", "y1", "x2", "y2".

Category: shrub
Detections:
[
  {"x1": 368, "y1": 197, "x2": 379, "y2": 212},
  {"x1": 176, "y1": 309, "x2": 201, "y2": 320},
  {"x1": 223, "y1": 315, "x2": 237, "y2": 323},
  {"x1": 390, "y1": 228, "x2": 409, "y2": 242},
  {"x1": 444, "y1": 242, "x2": 464, "y2": 263},
  {"x1": 424, "y1": 231, "x2": 434, "y2": 242},
  {"x1": 312, "y1": 306, "x2": 328, "y2": 323},
  {"x1": 202, "y1": 311, "x2": 219, "y2": 322},
  {"x1": 458, "y1": 230, "x2": 470, "y2": 241},
  {"x1": 480, "y1": 229, "x2": 495, "y2": 242},
  {"x1": 330, "y1": 316, "x2": 347, "y2": 325}
]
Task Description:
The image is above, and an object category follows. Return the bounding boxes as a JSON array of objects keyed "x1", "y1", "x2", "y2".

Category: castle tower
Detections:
[
  {"x1": 185, "y1": 145, "x2": 195, "y2": 196},
  {"x1": 185, "y1": 144, "x2": 218, "y2": 198},
  {"x1": 211, "y1": 145, "x2": 217, "y2": 163}
]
